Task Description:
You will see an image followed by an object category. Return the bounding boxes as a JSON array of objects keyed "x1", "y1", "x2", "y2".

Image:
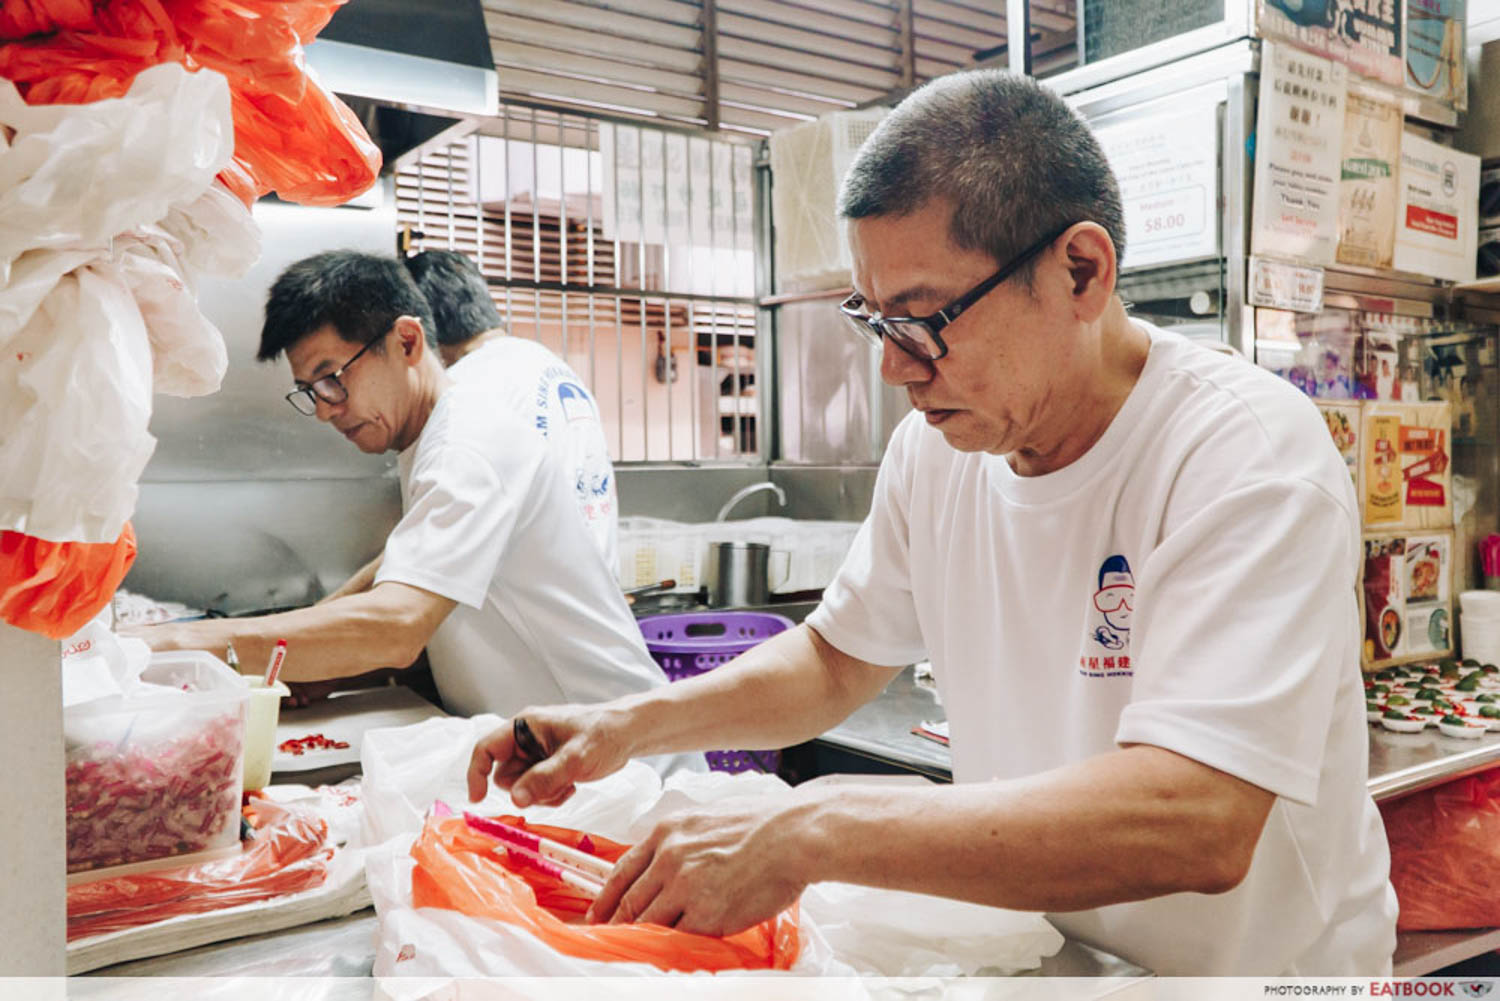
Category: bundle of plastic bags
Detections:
[
  {"x1": 0, "y1": 0, "x2": 380, "y2": 206},
  {"x1": 0, "y1": 62, "x2": 256, "y2": 637}
]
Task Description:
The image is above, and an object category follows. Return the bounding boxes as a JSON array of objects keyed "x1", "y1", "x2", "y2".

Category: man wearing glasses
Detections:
[
  {"x1": 135, "y1": 252, "x2": 701, "y2": 775},
  {"x1": 467, "y1": 69, "x2": 1395, "y2": 975}
]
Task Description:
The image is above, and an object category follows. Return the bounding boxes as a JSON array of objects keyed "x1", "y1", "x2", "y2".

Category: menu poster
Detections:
[
  {"x1": 1363, "y1": 535, "x2": 1407, "y2": 664},
  {"x1": 1095, "y1": 105, "x2": 1220, "y2": 270},
  {"x1": 1391, "y1": 131, "x2": 1479, "y2": 283},
  {"x1": 1406, "y1": 0, "x2": 1466, "y2": 109},
  {"x1": 1360, "y1": 400, "x2": 1453, "y2": 530},
  {"x1": 1336, "y1": 88, "x2": 1402, "y2": 269},
  {"x1": 1257, "y1": 0, "x2": 1404, "y2": 87},
  {"x1": 1251, "y1": 42, "x2": 1347, "y2": 267},
  {"x1": 1362, "y1": 531, "x2": 1456, "y2": 667}
]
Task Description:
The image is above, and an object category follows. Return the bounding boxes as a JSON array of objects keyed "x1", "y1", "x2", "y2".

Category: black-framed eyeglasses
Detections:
[
  {"x1": 838, "y1": 222, "x2": 1077, "y2": 362},
  {"x1": 285, "y1": 330, "x2": 387, "y2": 416}
]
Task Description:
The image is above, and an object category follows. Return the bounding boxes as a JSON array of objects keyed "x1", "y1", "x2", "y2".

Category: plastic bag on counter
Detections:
[
  {"x1": 67, "y1": 795, "x2": 332, "y2": 940},
  {"x1": 409, "y1": 814, "x2": 799, "y2": 973},
  {"x1": 0, "y1": 525, "x2": 136, "y2": 638},
  {"x1": 59, "y1": 605, "x2": 151, "y2": 708},
  {"x1": 361, "y1": 720, "x2": 1063, "y2": 979},
  {"x1": 1381, "y1": 768, "x2": 1500, "y2": 931}
]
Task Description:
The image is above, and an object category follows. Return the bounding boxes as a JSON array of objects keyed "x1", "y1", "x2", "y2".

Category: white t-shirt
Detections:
[
  {"x1": 806, "y1": 323, "x2": 1397, "y2": 976},
  {"x1": 373, "y1": 338, "x2": 670, "y2": 719},
  {"x1": 447, "y1": 337, "x2": 619, "y2": 568}
]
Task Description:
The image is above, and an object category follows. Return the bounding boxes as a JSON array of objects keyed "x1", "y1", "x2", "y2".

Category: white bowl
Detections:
[
  {"x1": 1380, "y1": 715, "x2": 1428, "y2": 733},
  {"x1": 1439, "y1": 720, "x2": 1488, "y2": 739}
]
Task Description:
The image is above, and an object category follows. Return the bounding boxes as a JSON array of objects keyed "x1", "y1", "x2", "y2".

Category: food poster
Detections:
[
  {"x1": 1336, "y1": 87, "x2": 1402, "y2": 269},
  {"x1": 1392, "y1": 130, "x2": 1479, "y2": 284},
  {"x1": 1364, "y1": 536, "x2": 1406, "y2": 664},
  {"x1": 1251, "y1": 42, "x2": 1347, "y2": 267},
  {"x1": 1317, "y1": 402, "x2": 1361, "y2": 490},
  {"x1": 1363, "y1": 533, "x2": 1456, "y2": 666},
  {"x1": 1360, "y1": 401, "x2": 1453, "y2": 530},
  {"x1": 1404, "y1": 534, "x2": 1454, "y2": 658},
  {"x1": 1406, "y1": 0, "x2": 1466, "y2": 109},
  {"x1": 1256, "y1": 0, "x2": 1404, "y2": 87}
]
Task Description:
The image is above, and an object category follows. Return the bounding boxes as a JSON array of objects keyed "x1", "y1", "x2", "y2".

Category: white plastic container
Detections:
[{"x1": 64, "y1": 650, "x2": 249, "y2": 874}]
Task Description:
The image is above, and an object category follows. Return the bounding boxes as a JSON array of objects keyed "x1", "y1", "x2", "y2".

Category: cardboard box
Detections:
[
  {"x1": 1361, "y1": 400, "x2": 1452, "y2": 530},
  {"x1": 1362, "y1": 531, "x2": 1455, "y2": 668}
]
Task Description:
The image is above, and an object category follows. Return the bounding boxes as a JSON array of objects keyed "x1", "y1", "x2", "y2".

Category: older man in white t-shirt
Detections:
[{"x1": 464, "y1": 69, "x2": 1396, "y2": 975}]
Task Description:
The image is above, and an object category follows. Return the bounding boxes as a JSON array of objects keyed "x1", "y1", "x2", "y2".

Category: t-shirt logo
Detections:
[
  {"x1": 557, "y1": 382, "x2": 595, "y2": 423},
  {"x1": 1090, "y1": 554, "x2": 1134, "y2": 653}
]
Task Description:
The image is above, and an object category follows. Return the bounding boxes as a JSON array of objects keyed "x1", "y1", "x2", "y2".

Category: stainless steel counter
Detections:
[{"x1": 1367, "y1": 725, "x2": 1500, "y2": 801}]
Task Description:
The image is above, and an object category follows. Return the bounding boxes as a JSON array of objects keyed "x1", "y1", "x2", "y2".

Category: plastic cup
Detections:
[
  {"x1": 242, "y1": 678, "x2": 290, "y2": 791},
  {"x1": 1460, "y1": 590, "x2": 1500, "y2": 617}
]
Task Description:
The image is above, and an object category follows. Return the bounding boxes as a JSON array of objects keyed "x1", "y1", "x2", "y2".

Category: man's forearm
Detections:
[
  {"x1": 782, "y1": 743, "x2": 1274, "y2": 912},
  {"x1": 613, "y1": 624, "x2": 901, "y2": 760},
  {"x1": 134, "y1": 586, "x2": 440, "y2": 684}
]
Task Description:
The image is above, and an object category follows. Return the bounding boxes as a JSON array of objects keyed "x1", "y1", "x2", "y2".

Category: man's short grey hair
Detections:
[{"x1": 838, "y1": 69, "x2": 1126, "y2": 286}]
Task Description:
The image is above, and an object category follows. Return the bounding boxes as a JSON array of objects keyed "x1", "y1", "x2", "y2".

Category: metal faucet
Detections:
[{"x1": 715, "y1": 481, "x2": 787, "y2": 521}]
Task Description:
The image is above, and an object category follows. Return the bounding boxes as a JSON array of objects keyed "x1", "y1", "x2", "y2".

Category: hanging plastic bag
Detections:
[
  {"x1": 409, "y1": 813, "x2": 800, "y2": 973},
  {"x1": 0, "y1": 64, "x2": 233, "y2": 271},
  {"x1": 0, "y1": 0, "x2": 380, "y2": 206},
  {"x1": 0, "y1": 525, "x2": 136, "y2": 638},
  {"x1": 0, "y1": 0, "x2": 97, "y2": 41},
  {"x1": 1381, "y1": 768, "x2": 1500, "y2": 931},
  {"x1": 66, "y1": 795, "x2": 332, "y2": 940}
]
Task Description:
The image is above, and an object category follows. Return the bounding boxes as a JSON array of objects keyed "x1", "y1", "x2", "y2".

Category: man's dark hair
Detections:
[
  {"x1": 402, "y1": 250, "x2": 506, "y2": 347},
  {"x1": 258, "y1": 251, "x2": 436, "y2": 361},
  {"x1": 838, "y1": 69, "x2": 1126, "y2": 288}
]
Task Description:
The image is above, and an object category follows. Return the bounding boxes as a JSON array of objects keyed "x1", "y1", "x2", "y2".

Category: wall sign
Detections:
[
  {"x1": 1257, "y1": 0, "x2": 1404, "y2": 87},
  {"x1": 1095, "y1": 105, "x2": 1221, "y2": 270},
  {"x1": 1251, "y1": 41, "x2": 1347, "y2": 267}
]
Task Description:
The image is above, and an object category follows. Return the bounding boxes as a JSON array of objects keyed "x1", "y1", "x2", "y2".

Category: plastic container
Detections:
[
  {"x1": 638, "y1": 611, "x2": 794, "y2": 774},
  {"x1": 243, "y1": 677, "x2": 292, "y2": 792},
  {"x1": 64, "y1": 650, "x2": 249, "y2": 874}
]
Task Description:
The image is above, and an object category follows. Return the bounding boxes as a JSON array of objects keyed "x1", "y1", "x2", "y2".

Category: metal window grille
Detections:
[{"x1": 396, "y1": 103, "x2": 759, "y2": 462}]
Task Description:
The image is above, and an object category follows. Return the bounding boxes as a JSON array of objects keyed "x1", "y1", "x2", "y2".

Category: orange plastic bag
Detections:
[
  {"x1": 0, "y1": 0, "x2": 379, "y2": 205},
  {"x1": 0, "y1": 0, "x2": 95, "y2": 41},
  {"x1": 410, "y1": 814, "x2": 801, "y2": 973},
  {"x1": 67, "y1": 796, "x2": 332, "y2": 940},
  {"x1": 0, "y1": 525, "x2": 137, "y2": 639},
  {"x1": 1381, "y1": 769, "x2": 1500, "y2": 931}
]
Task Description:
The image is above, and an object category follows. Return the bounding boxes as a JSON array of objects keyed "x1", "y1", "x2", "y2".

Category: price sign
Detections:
[{"x1": 1096, "y1": 105, "x2": 1220, "y2": 270}]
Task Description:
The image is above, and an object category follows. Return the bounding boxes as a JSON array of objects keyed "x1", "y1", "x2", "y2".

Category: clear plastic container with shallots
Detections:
[{"x1": 64, "y1": 650, "x2": 249, "y2": 874}]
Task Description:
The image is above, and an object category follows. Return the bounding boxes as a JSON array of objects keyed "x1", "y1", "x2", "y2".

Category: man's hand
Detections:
[
  {"x1": 466, "y1": 704, "x2": 634, "y2": 808},
  {"x1": 586, "y1": 797, "x2": 810, "y2": 935}
]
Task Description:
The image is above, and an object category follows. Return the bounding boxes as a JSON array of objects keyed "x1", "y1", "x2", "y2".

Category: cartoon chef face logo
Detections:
[{"x1": 1091, "y1": 555, "x2": 1135, "y2": 651}]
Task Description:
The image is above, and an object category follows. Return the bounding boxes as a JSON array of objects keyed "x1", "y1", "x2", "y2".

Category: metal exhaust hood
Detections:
[{"x1": 304, "y1": 0, "x2": 497, "y2": 171}]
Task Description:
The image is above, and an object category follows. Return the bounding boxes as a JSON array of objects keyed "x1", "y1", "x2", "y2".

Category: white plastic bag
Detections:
[
  {"x1": 0, "y1": 264, "x2": 156, "y2": 542},
  {"x1": 0, "y1": 62, "x2": 250, "y2": 543},
  {"x1": 0, "y1": 63, "x2": 233, "y2": 274},
  {"x1": 361, "y1": 720, "x2": 1064, "y2": 980}
]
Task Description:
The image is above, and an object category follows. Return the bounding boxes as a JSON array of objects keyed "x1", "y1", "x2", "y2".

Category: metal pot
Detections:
[{"x1": 705, "y1": 541, "x2": 788, "y2": 608}]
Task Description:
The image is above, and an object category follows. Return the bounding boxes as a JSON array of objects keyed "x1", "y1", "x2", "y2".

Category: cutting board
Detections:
[{"x1": 273, "y1": 685, "x2": 446, "y2": 773}]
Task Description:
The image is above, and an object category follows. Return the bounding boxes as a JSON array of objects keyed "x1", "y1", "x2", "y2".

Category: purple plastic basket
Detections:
[{"x1": 638, "y1": 610, "x2": 793, "y2": 774}]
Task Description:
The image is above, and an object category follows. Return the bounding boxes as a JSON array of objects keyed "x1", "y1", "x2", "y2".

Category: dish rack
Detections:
[{"x1": 638, "y1": 610, "x2": 794, "y2": 773}]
